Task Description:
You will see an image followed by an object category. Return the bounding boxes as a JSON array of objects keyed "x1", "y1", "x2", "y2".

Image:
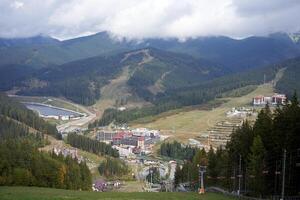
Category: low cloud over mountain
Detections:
[{"x1": 0, "y1": 0, "x2": 300, "y2": 40}]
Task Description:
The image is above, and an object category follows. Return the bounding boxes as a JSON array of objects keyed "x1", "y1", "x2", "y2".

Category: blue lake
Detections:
[{"x1": 24, "y1": 103, "x2": 80, "y2": 117}]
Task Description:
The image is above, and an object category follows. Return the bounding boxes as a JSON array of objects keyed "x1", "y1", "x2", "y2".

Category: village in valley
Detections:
[
  {"x1": 2, "y1": 2, "x2": 300, "y2": 199},
  {"x1": 19, "y1": 83, "x2": 288, "y2": 193}
]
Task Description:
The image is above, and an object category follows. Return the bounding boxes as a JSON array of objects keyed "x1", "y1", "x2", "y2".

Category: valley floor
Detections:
[{"x1": 0, "y1": 186, "x2": 234, "y2": 200}]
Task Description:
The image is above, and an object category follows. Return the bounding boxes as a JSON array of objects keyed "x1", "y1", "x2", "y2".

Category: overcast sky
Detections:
[{"x1": 1, "y1": 0, "x2": 300, "y2": 40}]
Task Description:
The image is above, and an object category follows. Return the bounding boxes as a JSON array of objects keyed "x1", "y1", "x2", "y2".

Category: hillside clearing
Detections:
[{"x1": 0, "y1": 186, "x2": 234, "y2": 200}]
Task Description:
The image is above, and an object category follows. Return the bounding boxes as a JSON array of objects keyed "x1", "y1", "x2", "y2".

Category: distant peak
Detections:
[{"x1": 0, "y1": 34, "x2": 59, "y2": 47}]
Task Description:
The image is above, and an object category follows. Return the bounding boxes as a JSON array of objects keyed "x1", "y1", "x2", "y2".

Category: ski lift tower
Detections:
[{"x1": 197, "y1": 164, "x2": 207, "y2": 194}]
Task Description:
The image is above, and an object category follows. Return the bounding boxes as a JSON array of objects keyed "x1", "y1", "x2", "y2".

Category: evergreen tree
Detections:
[
  {"x1": 174, "y1": 165, "x2": 182, "y2": 186},
  {"x1": 98, "y1": 157, "x2": 129, "y2": 177},
  {"x1": 248, "y1": 135, "x2": 266, "y2": 197},
  {"x1": 207, "y1": 147, "x2": 218, "y2": 184}
]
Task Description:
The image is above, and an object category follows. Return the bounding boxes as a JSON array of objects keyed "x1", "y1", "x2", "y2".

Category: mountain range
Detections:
[{"x1": 1, "y1": 31, "x2": 300, "y2": 106}]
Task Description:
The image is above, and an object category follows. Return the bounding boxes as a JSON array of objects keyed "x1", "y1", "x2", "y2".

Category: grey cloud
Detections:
[
  {"x1": 233, "y1": 0, "x2": 300, "y2": 16},
  {"x1": 0, "y1": 0, "x2": 299, "y2": 39}
]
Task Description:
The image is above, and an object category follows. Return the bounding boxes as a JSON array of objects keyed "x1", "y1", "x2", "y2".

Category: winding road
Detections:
[{"x1": 57, "y1": 102, "x2": 96, "y2": 132}]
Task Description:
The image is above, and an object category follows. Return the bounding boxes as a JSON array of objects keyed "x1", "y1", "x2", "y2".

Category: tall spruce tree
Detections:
[{"x1": 248, "y1": 135, "x2": 266, "y2": 197}]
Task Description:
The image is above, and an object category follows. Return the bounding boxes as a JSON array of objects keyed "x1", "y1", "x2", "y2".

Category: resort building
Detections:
[{"x1": 253, "y1": 93, "x2": 286, "y2": 106}]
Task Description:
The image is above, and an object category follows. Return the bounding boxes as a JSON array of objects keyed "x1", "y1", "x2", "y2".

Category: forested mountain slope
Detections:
[
  {"x1": 93, "y1": 54, "x2": 300, "y2": 127},
  {"x1": 0, "y1": 32, "x2": 132, "y2": 68},
  {"x1": 127, "y1": 48, "x2": 225, "y2": 101},
  {"x1": 13, "y1": 48, "x2": 224, "y2": 105},
  {"x1": 146, "y1": 33, "x2": 300, "y2": 72},
  {"x1": 0, "y1": 93, "x2": 93, "y2": 190},
  {"x1": 17, "y1": 52, "x2": 127, "y2": 105},
  {"x1": 0, "y1": 93, "x2": 59, "y2": 138},
  {"x1": 276, "y1": 56, "x2": 300, "y2": 97}
]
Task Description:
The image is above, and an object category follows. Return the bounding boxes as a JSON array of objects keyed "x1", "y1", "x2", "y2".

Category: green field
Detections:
[{"x1": 0, "y1": 187, "x2": 234, "y2": 200}]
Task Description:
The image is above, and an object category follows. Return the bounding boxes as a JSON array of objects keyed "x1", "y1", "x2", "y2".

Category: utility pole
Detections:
[
  {"x1": 150, "y1": 169, "x2": 153, "y2": 185},
  {"x1": 238, "y1": 154, "x2": 242, "y2": 195},
  {"x1": 244, "y1": 167, "x2": 247, "y2": 194},
  {"x1": 233, "y1": 166, "x2": 236, "y2": 192},
  {"x1": 274, "y1": 160, "x2": 279, "y2": 195},
  {"x1": 187, "y1": 161, "x2": 190, "y2": 182},
  {"x1": 281, "y1": 149, "x2": 287, "y2": 200}
]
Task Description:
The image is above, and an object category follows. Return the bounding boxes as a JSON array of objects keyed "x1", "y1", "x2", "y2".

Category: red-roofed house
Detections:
[
  {"x1": 113, "y1": 131, "x2": 130, "y2": 145},
  {"x1": 253, "y1": 95, "x2": 265, "y2": 105}
]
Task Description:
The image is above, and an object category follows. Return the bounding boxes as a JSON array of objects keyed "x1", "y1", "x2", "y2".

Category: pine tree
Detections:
[
  {"x1": 174, "y1": 165, "x2": 182, "y2": 186},
  {"x1": 207, "y1": 147, "x2": 218, "y2": 184},
  {"x1": 248, "y1": 135, "x2": 266, "y2": 197},
  {"x1": 253, "y1": 104, "x2": 273, "y2": 151}
]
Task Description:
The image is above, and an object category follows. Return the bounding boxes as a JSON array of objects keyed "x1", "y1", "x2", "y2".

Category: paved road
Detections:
[{"x1": 56, "y1": 101, "x2": 96, "y2": 132}]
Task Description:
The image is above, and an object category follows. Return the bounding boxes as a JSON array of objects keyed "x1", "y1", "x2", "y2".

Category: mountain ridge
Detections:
[{"x1": 1, "y1": 31, "x2": 300, "y2": 70}]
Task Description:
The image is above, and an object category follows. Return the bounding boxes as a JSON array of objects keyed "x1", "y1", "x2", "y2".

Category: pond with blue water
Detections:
[{"x1": 24, "y1": 103, "x2": 81, "y2": 117}]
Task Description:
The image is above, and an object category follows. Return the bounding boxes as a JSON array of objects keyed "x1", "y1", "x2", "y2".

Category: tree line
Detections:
[
  {"x1": 159, "y1": 141, "x2": 197, "y2": 161},
  {"x1": 174, "y1": 94, "x2": 300, "y2": 197},
  {"x1": 89, "y1": 103, "x2": 180, "y2": 127},
  {"x1": 67, "y1": 133, "x2": 119, "y2": 158},
  {"x1": 0, "y1": 139, "x2": 91, "y2": 190},
  {"x1": 276, "y1": 57, "x2": 300, "y2": 99}
]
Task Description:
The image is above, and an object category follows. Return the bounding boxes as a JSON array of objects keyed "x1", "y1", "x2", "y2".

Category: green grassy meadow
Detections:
[{"x1": 0, "y1": 186, "x2": 235, "y2": 200}]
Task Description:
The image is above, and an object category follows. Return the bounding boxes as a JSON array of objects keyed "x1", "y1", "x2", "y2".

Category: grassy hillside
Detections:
[
  {"x1": 0, "y1": 187, "x2": 234, "y2": 200},
  {"x1": 131, "y1": 68, "x2": 285, "y2": 142},
  {"x1": 132, "y1": 82, "x2": 274, "y2": 141}
]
